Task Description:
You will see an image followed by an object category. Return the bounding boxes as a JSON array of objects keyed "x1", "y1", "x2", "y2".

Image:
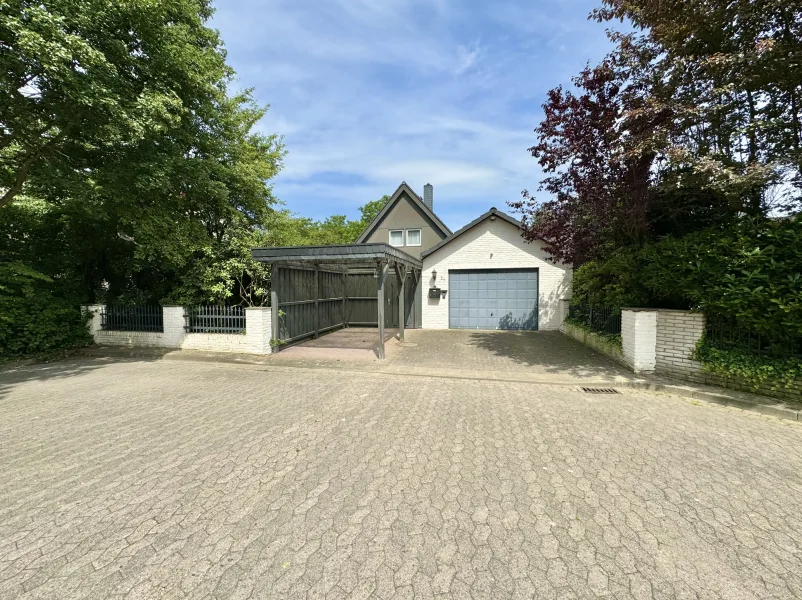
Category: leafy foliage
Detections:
[
  {"x1": 0, "y1": 261, "x2": 91, "y2": 358},
  {"x1": 573, "y1": 216, "x2": 802, "y2": 338},
  {"x1": 640, "y1": 217, "x2": 802, "y2": 337},
  {"x1": 513, "y1": 0, "x2": 801, "y2": 264},
  {"x1": 693, "y1": 339, "x2": 802, "y2": 392},
  {"x1": 570, "y1": 250, "x2": 650, "y2": 308},
  {"x1": 0, "y1": 0, "x2": 229, "y2": 208}
]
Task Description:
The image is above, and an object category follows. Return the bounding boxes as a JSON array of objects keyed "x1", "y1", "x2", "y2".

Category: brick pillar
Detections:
[
  {"x1": 161, "y1": 306, "x2": 187, "y2": 347},
  {"x1": 245, "y1": 307, "x2": 273, "y2": 355},
  {"x1": 621, "y1": 309, "x2": 657, "y2": 373}
]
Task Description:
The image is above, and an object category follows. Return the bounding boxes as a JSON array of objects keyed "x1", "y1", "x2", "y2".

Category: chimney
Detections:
[{"x1": 423, "y1": 183, "x2": 434, "y2": 211}]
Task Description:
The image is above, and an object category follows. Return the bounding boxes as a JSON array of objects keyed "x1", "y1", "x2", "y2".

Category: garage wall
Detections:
[{"x1": 421, "y1": 218, "x2": 572, "y2": 330}]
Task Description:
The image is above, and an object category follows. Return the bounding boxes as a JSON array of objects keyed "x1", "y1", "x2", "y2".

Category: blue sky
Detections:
[{"x1": 211, "y1": 0, "x2": 615, "y2": 231}]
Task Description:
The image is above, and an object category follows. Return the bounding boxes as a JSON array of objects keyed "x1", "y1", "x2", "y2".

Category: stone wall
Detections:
[
  {"x1": 654, "y1": 310, "x2": 706, "y2": 382},
  {"x1": 83, "y1": 305, "x2": 272, "y2": 355},
  {"x1": 653, "y1": 310, "x2": 801, "y2": 402},
  {"x1": 566, "y1": 307, "x2": 800, "y2": 402}
]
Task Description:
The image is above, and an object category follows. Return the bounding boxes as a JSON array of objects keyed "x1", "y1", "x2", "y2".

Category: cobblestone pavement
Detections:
[
  {"x1": 2, "y1": 358, "x2": 802, "y2": 599},
  {"x1": 393, "y1": 331, "x2": 634, "y2": 380}
]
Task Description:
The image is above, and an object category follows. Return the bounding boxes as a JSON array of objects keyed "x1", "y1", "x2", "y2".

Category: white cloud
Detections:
[{"x1": 211, "y1": 0, "x2": 614, "y2": 228}]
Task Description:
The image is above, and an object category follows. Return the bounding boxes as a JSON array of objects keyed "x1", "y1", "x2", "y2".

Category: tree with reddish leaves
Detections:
[{"x1": 510, "y1": 50, "x2": 669, "y2": 265}]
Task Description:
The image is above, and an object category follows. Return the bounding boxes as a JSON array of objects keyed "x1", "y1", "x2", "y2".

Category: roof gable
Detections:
[
  {"x1": 420, "y1": 207, "x2": 523, "y2": 259},
  {"x1": 355, "y1": 182, "x2": 452, "y2": 243}
]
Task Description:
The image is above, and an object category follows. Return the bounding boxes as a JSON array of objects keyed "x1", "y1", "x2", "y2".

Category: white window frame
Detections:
[
  {"x1": 406, "y1": 229, "x2": 422, "y2": 247},
  {"x1": 389, "y1": 229, "x2": 404, "y2": 247}
]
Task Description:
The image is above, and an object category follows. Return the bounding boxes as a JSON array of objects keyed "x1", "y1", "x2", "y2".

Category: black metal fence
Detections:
[
  {"x1": 567, "y1": 304, "x2": 622, "y2": 337},
  {"x1": 100, "y1": 305, "x2": 164, "y2": 332},
  {"x1": 706, "y1": 316, "x2": 802, "y2": 359},
  {"x1": 184, "y1": 305, "x2": 246, "y2": 334}
]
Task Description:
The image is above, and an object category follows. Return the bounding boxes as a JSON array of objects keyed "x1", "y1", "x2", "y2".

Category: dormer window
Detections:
[{"x1": 389, "y1": 230, "x2": 404, "y2": 247}]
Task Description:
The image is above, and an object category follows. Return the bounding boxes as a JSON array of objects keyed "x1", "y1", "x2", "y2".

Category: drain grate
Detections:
[{"x1": 582, "y1": 387, "x2": 620, "y2": 394}]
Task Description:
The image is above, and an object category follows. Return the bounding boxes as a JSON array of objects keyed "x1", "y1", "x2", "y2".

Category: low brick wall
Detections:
[
  {"x1": 565, "y1": 307, "x2": 800, "y2": 402},
  {"x1": 83, "y1": 305, "x2": 272, "y2": 355},
  {"x1": 560, "y1": 321, "x2": 627, "y2": 368},
  {"x1": 654, "y1": 310, "x2": 800, "y2": 403}
]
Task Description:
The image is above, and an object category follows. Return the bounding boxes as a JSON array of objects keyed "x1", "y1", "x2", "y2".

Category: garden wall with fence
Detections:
[
  {"x1": 82, "y1": 304, "x2": 272, "y2": 355},
  {"x1": 560, "y1": 304, "x2": 627, "y2": 368},
  {"x1": 563, "y1": 305, "x2": 801, "y2": 402}
]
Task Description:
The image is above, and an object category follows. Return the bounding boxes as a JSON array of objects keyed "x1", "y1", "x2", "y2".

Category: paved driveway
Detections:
[{"x1": 2, "y1": 357, "x2": 802, "y2": 599}]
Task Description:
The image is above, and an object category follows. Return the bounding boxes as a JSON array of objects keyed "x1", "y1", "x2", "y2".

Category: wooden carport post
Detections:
[
  {"x1": 376, "y1": 261, "x2": 389, "y2": 359},
  {"x1": 270, "y1": 264, "x2": 280, "y2": 351},
  {"x1": 394, "y1": 262, "x2": 407, "y2": 342}
]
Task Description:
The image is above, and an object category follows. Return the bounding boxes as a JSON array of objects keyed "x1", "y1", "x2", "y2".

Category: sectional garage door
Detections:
[{"x1": 448, "y1": 269, "x2": 539, "y2": 330}]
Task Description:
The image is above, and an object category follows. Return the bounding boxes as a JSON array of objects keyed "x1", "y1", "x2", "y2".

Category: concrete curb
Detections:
[{"x1": 626, "y1": 381, "x2": 800, "y2": 421}]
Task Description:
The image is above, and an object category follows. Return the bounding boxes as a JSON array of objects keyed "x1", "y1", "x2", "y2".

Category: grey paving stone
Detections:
[{"x1": 1, "y1": 358, "x2": 802, "y2": 599}]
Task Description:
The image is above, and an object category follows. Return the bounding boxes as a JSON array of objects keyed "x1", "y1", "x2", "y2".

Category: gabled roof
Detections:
[
  {"x1": 420, "y1": 207, "x2": 523, "y2": 259},
  {"x1": 355, "y1": 182, "x2": 452, "y2": 243}
]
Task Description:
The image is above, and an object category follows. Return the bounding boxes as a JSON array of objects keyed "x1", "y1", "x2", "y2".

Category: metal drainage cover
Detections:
[{"x1": 582, "y1": 387, "x2": 620, "y2": 394}]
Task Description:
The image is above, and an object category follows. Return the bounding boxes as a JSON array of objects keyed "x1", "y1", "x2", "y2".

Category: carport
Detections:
[{"x1": 252, "y1": 244, "x2": 422, "y2": 359}]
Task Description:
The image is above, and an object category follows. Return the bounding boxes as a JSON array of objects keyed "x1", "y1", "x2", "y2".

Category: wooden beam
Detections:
[
  {"x1": 397, "y1": 264, "x2": 406, "y2": 342},
  {"x1": 376, "y1": 261, "x2": 388, "y2": 359},
  {"x1": 310, "y1": 264, "x2": 317, "y2": 338},
  {"x1": 393, "y1": 261, "x2": 404, "y2": 285},
  {"x1": 343, "y1": 272, "x2": 349, "y2": 329},
  {"x1": 270, "y1": 264, "x2": 280, "y2": 351}
]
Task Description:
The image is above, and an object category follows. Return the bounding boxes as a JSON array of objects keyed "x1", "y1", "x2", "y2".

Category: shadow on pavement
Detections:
[
  {"x1": 0, "y1": 349, "x2": 171, "y2": 401},
  {"x1": 465, "y1": 330, "x2": 629, "y2": 378}
]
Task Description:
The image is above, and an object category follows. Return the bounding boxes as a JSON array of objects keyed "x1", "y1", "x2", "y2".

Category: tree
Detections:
[
  {"x1": 0, "y1": 0, "x2": 232, "y2": 209},
  {"x1": 513, "y1": 0, "x2": 802, "y2": 265},
  {"x1": 358, "y1": 194, "x2": 390, "y2": 226},
  {"x1": 510, "y1": 55, "x2": 670, "y2": 263},
  {"x1": 593, "y1": 0, "x2": 802, "y2": 214}
]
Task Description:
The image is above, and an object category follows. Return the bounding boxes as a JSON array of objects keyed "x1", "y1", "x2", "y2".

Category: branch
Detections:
[
  {"x1": 0, "y1": 153, "x2": 37, "y2": 208},
  {"x1": 0, "y1": 131, "x2": 63, "y2": 208}
]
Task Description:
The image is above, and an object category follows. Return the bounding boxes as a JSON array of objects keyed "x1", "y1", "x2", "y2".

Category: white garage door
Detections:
[{"x1": 448, "y1": 269, "x2": 539, "y2": 330}]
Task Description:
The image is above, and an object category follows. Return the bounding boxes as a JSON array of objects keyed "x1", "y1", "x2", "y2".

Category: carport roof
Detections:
[{"x1": 251, "y1": 243, "x2": 423, "y2": 271}]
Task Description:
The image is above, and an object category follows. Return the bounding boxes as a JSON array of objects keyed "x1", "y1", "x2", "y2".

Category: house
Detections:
[
  {"x1": 357, "y1": 183, "x2": 572, "y2": 332},
  {"x1": 355, "y1": 181, "x2": 451, "y2": 259},
  {"x1": 253, "y1": 181, "x2": 572, "y2": 357}
]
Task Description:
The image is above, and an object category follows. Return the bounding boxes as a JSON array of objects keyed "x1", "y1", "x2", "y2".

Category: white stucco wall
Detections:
[{"x1": 420, "y1": 218, "x2": 572, "y2": 330}]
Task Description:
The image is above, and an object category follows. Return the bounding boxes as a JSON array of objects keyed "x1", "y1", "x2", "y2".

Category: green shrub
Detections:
[
  {"x1": 573, "y1": 217, "x2": 802, "y2": 339},
  {"x1": 640, "y1": 217, "x2": 802, "y2": 337},
  {"x1": 693, "y1": 338, "x2": 802, "y2": 392},
  {"x1": 570, "y1": 249, "x2": 650, "y2": 307},
  {"x1": 0, "y1": 263, "x2": 92, "y2": 359}
]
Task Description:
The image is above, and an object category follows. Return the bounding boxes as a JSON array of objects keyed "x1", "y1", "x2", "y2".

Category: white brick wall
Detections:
[
  {"x1": 621, "y1": 310, "x2": 657, "y2": 373},
  {"x1": 421, "y1": 218, "x2": 572, "y2": 330},
  {"x1": 654, "y1": 310, "x2": 705, "y2": 380},
  {"x1": 82, "y1": 306, "x2": 272, "y2": 355}
]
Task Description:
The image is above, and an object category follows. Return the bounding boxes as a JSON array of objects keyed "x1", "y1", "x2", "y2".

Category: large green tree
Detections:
[{"x1": 0, "y1": 0, "x2": 229, "y2": 208}]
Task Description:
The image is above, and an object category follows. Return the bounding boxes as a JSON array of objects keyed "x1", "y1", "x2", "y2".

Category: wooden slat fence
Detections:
[{"x1": 274, "y1": 265, "x2": 418, "y2": 345}]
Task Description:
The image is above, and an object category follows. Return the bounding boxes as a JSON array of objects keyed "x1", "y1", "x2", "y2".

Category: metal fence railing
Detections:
[
  {"x1": 706, "y1": 316, "x2": 802, "y2": 359},
  {"x1": 567, "y1": 304, "x2": 622, "y2": 337},
  {"x1": 100, "y1": 305, "x2": 164, "y2": 332},
  {"x1": 184, "y1": 305, "x2": 246, "y2": 334}
]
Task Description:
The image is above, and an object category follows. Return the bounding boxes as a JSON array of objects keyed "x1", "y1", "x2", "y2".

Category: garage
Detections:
[
  {"x1": 448, "y1": 269, "x2": 539, "y2": 330},
  {"x1": 420, "y1": 207, "x2": 572, "y2": 331}
]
